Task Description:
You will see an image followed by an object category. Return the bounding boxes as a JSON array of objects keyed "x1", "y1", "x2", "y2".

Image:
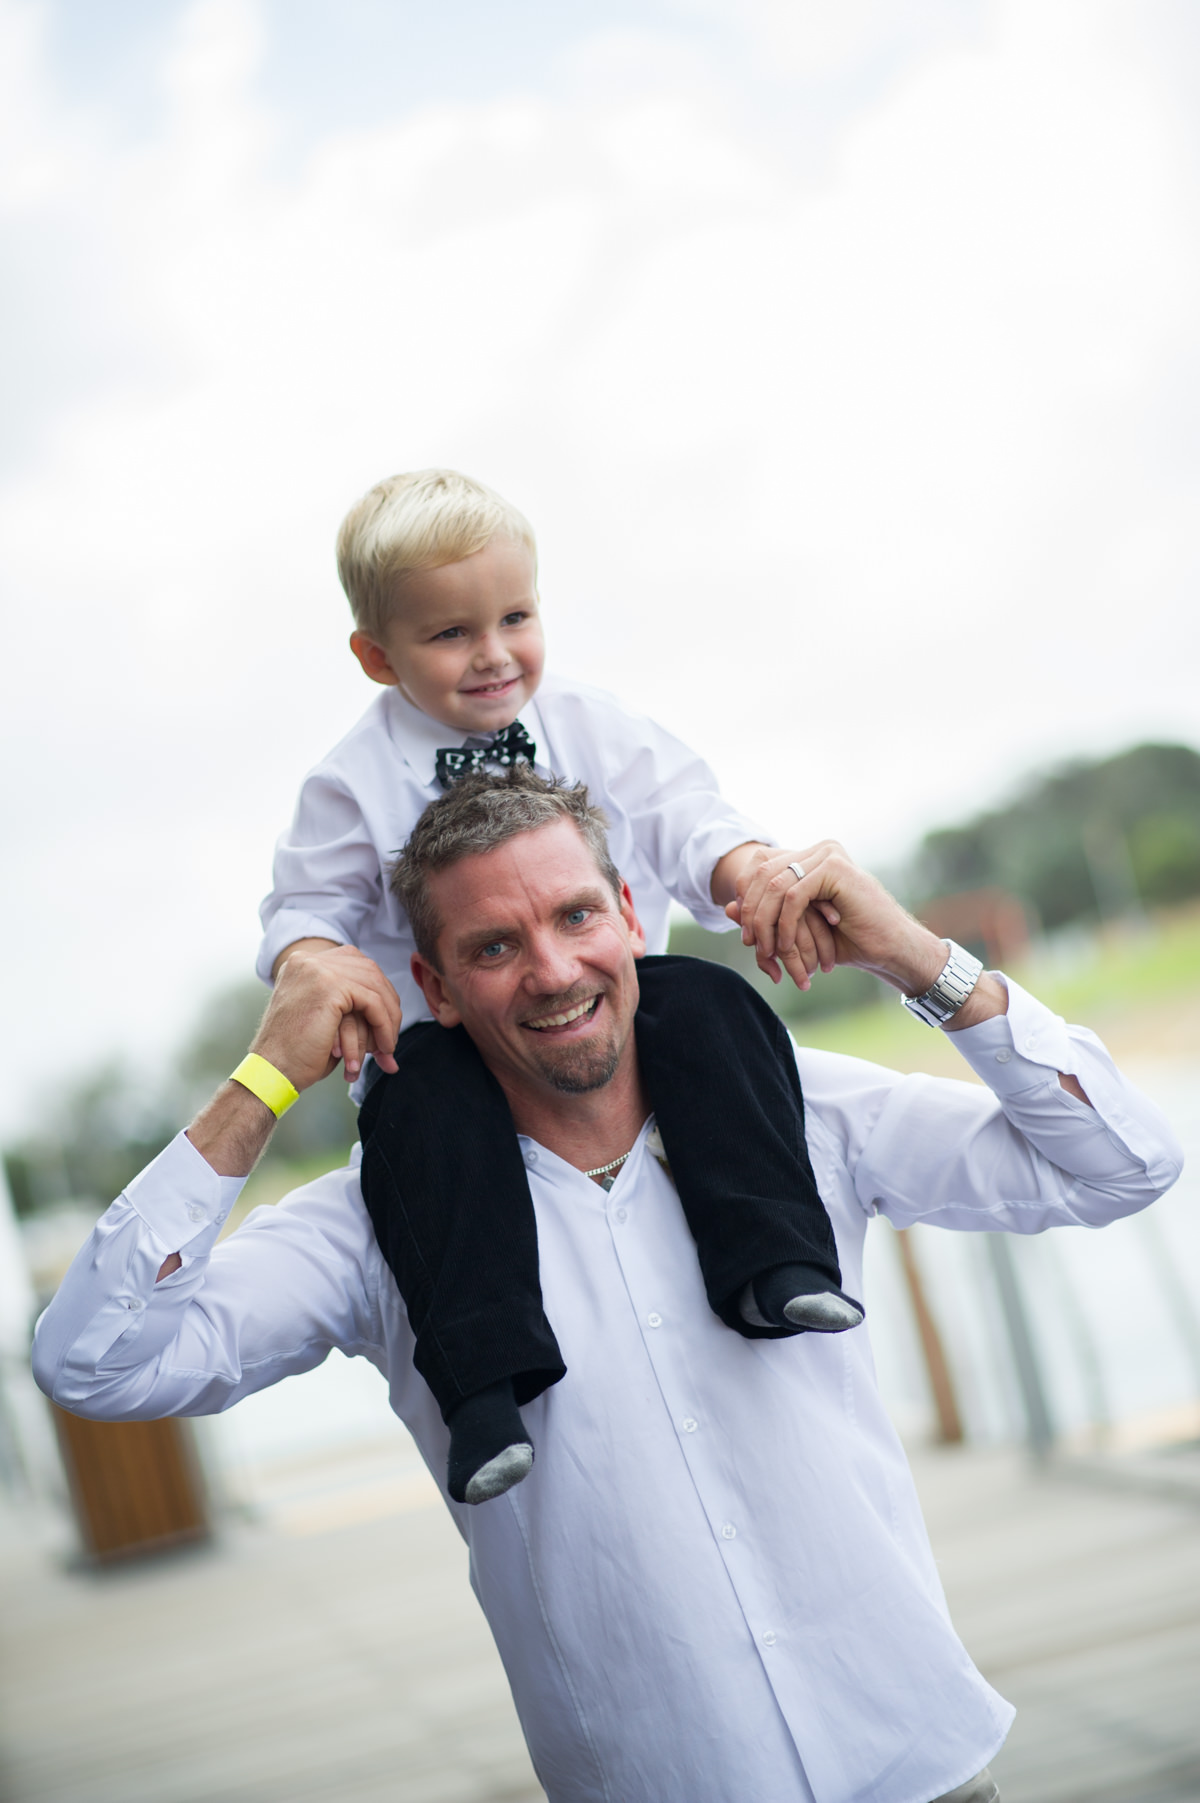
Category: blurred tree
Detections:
[
  {"x1": 4, "y1": 980, "x2": 358, "y2": 1219},
  {"x1": 909, "y1": 743, "x2": 1200, "y2": 930}
]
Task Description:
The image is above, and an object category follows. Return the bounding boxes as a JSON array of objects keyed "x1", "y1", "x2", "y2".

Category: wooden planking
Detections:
[{"x1": 4, "y1": 1442, "x2": 1200, "y2": 1801}]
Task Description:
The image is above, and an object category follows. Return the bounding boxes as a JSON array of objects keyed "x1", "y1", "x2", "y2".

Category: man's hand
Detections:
[
  {"x1": 252, "y1": 944, "x2": 403, "y2": 1090},
  {"x1": 272, "y1": 937, "x2": 398, "y2": 1082},
  {"x1": 727, "y1": 841, "x2": 1007, "y2": 1028},
  {"x1": 185, "y1": 947, "x2": 403, "y2": 1181}
]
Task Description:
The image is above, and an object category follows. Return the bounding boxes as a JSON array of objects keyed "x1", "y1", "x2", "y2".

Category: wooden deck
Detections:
[{"x1": 2, "y1": 1439, "x2": 1200, "y2": 1802}]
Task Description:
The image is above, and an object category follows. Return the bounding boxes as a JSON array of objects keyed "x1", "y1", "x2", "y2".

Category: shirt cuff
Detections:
[
  {"x1": 124, "y1": 1131, "x2": 248, "y2": 1254},
  {"x1": 947, "y1": 974, "x2": 1075, "y2": 1096},
  {"x1": 680, "y1": 820, "x2": 778, "y2": 930},
  {"x1": 256, "y1": 910, "x2": 351, "y2": 984}
]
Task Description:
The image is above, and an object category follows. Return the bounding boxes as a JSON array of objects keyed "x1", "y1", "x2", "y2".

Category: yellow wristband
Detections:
[{"x1": 229, "y1": 1053, "x2": 299, "y2": 1118}]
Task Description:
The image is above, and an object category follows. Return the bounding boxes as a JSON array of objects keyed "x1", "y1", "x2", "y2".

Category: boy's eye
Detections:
[
  {"x1": 500, "y1": 611, "x2": 528, "y2": 627},
  {"x1": 432, "y1": 625, "x2": 465, "y2": 641}
]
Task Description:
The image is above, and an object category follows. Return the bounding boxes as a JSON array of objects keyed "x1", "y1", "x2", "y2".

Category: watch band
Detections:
[{"x1": 901, "y1": 939, "x2": 984, "y2": 1028}]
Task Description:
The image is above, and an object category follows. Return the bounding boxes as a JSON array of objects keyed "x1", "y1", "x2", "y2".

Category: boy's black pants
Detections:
[{"x1": 358, "y1": 954, "x2": 842, "y2": 1420}]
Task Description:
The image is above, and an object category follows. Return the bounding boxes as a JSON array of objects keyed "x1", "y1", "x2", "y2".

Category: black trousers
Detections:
[{"x1": 358, "y1": 954, "x2": 841, "y2": 1420}]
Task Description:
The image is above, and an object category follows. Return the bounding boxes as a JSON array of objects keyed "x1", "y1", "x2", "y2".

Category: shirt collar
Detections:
[{"x1": 385, "y1": 686, "x2": 546, "y2": 790}]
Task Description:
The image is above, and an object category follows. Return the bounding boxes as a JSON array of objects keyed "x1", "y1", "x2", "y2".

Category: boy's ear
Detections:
[
  {"x1": 349, "y1": 631, "x2": 400, "y2": 687},
  {"x1": 411, "y1": 953, "x2": 462, "y2": 1028}
]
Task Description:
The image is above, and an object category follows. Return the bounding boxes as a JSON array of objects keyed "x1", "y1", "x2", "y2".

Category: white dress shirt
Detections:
[
  {"x1": 33, "y1": 982, "x2": 1182, "y2": 1803},
  {"x1": 257, "y1": 675, "x2": 772, "y2": 1027}
]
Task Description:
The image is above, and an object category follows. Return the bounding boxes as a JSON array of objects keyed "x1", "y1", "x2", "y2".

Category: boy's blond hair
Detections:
[{"x1": 336, "y1": 469, "x2": 538, "y2": 640}]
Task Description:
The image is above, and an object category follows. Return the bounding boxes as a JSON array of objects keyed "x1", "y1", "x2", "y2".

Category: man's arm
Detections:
[
  {"x1": 191, "y1": 944, "x2": 402, "y2": 1178},
  {"x1": 32, "y1": 947, "x2": 402, "y2": 1419},
  {"x1": 729, "y1": 841, "x2": 1091, "y2": 1099}
]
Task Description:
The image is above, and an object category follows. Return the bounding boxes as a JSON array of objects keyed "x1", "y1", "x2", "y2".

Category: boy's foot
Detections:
[
  {"x1": 740, "y1": 1263, "x2": 865, "y2": 1334},
  {"x1": 447, "y1": 1379, "x2": 535, "y2": 1505}
]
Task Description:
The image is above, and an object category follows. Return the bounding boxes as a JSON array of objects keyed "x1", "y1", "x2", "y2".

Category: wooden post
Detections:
[
  {"x1": 52, "y1": 1408, "x2": 211, "y2": 1562},
  {"x1": 895, "y1": 1229, "x2": 964, "y2": 1444}
]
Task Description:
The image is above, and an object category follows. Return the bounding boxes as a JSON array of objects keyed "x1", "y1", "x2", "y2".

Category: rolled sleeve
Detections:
[
  {"x1": 32, "y1": 1138, "x2": 383, "y2": 1422},
  {"x1": 949, "y1": 977, "x2": 1184, "y2": 1199},
  {"x1": 33, "y1": 1135, "x2": 247, "y2": 1408},
  {"x1": 849, "y1": 977, "x2": 1183, "y2": 1234}
]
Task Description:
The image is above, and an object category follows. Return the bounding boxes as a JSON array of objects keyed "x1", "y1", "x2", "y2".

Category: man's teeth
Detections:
[{"x1": 527, "y1": 998, "x2": 598, "y2": 1030}]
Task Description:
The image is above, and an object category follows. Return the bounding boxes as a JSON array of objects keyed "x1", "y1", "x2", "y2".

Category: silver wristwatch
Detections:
[{"x1": 901, "y1": 939, "x2": 983, "y2": 1028}]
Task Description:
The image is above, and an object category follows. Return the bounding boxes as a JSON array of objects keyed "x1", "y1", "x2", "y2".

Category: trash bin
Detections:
[{"x1": 52, "y1": 1406, "x2": 211, "y2": 1562}]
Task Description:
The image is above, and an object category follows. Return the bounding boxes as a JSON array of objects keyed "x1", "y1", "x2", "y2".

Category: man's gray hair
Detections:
[{"x1": 392, "y1": 766, "x2": 622, "y2": 965}]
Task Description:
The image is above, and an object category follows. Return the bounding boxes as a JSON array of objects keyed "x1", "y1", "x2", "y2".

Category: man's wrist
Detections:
[{"x1": 186, "y1": 1078, "x2": 279, "y2": 1178}]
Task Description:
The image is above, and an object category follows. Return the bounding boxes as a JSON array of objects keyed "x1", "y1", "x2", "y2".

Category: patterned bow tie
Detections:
[{"x1": 435, "y1": 719, "x2": 537, "y2": 789}]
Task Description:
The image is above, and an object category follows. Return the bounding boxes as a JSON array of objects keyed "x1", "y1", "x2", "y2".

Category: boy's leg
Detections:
[
  {"x1": 633, "y1": 955, "x2": 862, "y2": 1338},
  {"x1": 358, "y1": 1023, "x2": 565, "y2": 1457}
]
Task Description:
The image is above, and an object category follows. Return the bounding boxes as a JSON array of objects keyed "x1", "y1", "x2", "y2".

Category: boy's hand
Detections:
[{"x1": 726, "y1": 846, "x2": 842, "y2": 988}]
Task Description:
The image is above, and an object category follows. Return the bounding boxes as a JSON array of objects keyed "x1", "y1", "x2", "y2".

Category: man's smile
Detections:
[{"x1": 523, "y1": 995, "x2": 601, "y2": 1032}]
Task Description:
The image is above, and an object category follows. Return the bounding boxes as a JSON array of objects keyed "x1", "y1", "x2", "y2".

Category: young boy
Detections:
[{"x1": 258, "y1": 469, "x2": 862, "y2": 1505}]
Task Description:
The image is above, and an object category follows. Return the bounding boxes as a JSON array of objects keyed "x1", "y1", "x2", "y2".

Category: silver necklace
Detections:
[{"x1": 583, "y1": 1148, "x2": 633, "y2": 1179}]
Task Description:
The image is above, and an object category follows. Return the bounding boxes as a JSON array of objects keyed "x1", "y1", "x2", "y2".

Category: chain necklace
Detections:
[{"x1": 583, "y1": 1147, "x2": 634, "y2": 1180}]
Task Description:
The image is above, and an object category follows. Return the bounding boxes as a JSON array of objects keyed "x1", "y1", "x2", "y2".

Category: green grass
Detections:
[{"x1": 790, "y1": 904, "x2": 1200, "y2": 1073}]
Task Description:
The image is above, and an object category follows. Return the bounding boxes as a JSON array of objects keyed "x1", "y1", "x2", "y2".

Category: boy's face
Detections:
[{"x1": 350, "y1": 536, "x2": 545, "y2": 735}]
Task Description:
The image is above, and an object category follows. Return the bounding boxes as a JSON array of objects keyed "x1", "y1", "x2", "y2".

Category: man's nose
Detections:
[{"x1": 522, "y1": 931, "x2": 580, "y2": 995}]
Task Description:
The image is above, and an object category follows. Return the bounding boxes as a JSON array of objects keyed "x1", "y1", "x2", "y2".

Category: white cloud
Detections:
[{"x1": 2, "y1": 0, "x2": 1199, "y2": 1131}]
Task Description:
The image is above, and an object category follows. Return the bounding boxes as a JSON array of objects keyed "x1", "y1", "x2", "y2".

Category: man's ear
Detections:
[
  {"x1": 350, "y1": 631, "x2": 400, "y2": 687},
  {"x1": 618, "y1": 880, "x2": 648, "y2": 960},
  {"x1": 411, "y1": 953, "x2": 462, "y2": 1028}
]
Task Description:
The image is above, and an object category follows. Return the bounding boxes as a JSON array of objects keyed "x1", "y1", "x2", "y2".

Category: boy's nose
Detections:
[{"x1": 473, "y1": 633, "x2": 507, "y2": 669}]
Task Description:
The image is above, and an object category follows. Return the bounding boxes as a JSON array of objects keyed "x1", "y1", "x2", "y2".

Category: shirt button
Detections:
[
  {"x1": 762, "y1": 1631, "x2": 777, "y2": 1647},
  {"x1": 682, "y1": 1417, "x2": 698, "y2": 1434},
  {"x1": 616, "y1": 1207, "x2": 628, "y2": 1223},
  {"x1": 126, "y1": 1297, "x2": 144, "y2": 1312},
  {"x1": 647, "y1": 1312, "x2": 663, "y2": 1329},
  {"x1": 187, "y1": 1205, "x2": 205, "y2": 1224},
  {"x1": 721, "y1": 1522, "x2": 737, "y2": 1540},
  {"x1": 525, "y1": 1148, "x2": 539, "y2": 1165},
  {"x1": 216, "y1": 1211, "x2": 228, "y2": 1224},
  {"x1": 995, "y1": 1049, "x2": 1012, "y2": 1064}
]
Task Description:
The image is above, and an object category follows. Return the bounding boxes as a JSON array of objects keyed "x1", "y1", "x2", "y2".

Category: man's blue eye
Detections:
[
  {"x1": 480, "y1": 941, "x2": 506, "y2": 958},
  {"x1": 566, "y1": 909, "x2": 588, "y2": 926}
]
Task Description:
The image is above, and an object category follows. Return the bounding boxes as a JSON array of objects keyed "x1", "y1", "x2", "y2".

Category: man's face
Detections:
[
  {"x1": 412, "y1": 818, "x2": 646, "y2": 1114},
  {"x1": 349, "y1": 536, "x2": 545, "y2": 735}
]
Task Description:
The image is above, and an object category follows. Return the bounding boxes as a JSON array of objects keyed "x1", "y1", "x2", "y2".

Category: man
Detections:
[{"x1": 34, "y1": 774, "x2": 1181, "y2": 1803}]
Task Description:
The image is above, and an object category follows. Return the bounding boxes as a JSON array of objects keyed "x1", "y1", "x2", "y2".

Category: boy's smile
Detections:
[{"x1": 349, "y1": 537, "x2": 545, "y2": 736}]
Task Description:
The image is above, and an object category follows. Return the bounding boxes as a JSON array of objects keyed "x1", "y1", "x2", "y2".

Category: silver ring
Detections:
[{"x1": 788, "y1": 861, "x2": 806, "y2": 882}]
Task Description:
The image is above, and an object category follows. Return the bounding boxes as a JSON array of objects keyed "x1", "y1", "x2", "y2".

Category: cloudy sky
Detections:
[{"x1": 3, "y1": 0, "x2": 1198, "y2": 1137}]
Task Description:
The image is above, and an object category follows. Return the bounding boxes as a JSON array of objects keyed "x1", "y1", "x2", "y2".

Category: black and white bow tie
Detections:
[{"x1": 435, "y1": 719, "x2": 537, "y2": 790}]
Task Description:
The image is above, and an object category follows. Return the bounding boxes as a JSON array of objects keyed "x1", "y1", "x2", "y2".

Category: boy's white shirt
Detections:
[{"x1": 258, "y1": 672, "x2": 774, "y2": 1033}]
